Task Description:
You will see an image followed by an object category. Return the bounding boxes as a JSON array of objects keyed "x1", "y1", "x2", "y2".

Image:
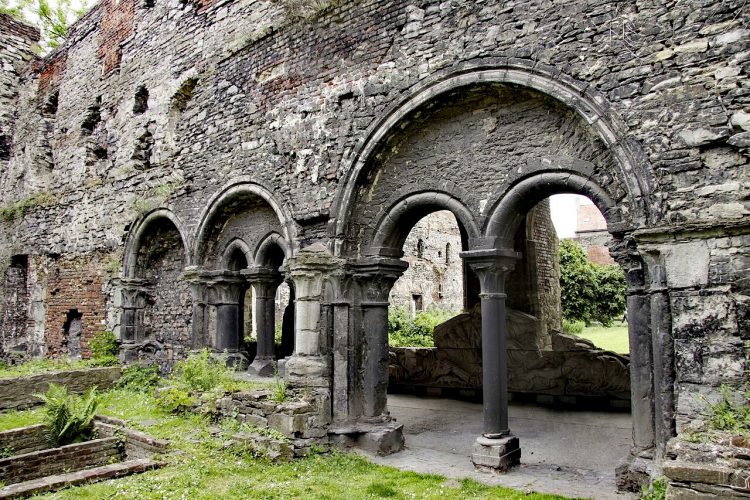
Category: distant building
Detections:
[{"x1": 574, "y1": 199, "x2": 614, "y2": 265}]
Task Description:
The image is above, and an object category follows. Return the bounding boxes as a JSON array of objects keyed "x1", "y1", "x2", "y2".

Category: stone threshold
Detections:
[{"x1": 0, "y1": 458, "x2": 163, "y2": 499}]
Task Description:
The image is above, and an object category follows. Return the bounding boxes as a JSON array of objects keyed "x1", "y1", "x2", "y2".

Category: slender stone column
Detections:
[
  {"x1": 350, "y1": 258, "x2": 407, "y2": 421},
  {"x1": 461, "y1": 248, "x2": 521, "y2": 472},
  {"x1": 243, "y1": 266, "x2": 282, "y2": 376},
  {"x1": 283, "y1": 244, "x2": 344, "y2": 388}
]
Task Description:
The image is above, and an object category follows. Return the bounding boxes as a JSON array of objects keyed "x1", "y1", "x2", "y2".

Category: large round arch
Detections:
[{"x1": 329, "y1": 59, "x2": 657, "y2": 253}]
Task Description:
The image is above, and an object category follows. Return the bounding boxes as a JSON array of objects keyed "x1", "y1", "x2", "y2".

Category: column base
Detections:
[
  {"x1": 223, "y1": 351, "x2": 250, "y2": 371},
  {"x1": 330, "y1": 421, "x2": 405, "y2": 456},
  {"x1": 284, "y1": 355, "x2": 330, "y2": 387},
  {"x1": 472, "y1": 435, "x2": 521, "y2": 472},
  {"x1": 247, "y1": 356, "x2": 275, "y2": 377}
]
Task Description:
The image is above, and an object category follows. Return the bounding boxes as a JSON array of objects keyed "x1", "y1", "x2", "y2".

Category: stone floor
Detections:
[{"x1": 363, "y1": 393, "x2": 636, "y2": 499}]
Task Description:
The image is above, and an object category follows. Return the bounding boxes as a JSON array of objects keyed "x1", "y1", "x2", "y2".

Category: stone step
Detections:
[{"x1": 0, "y1": 458, "x2": 163, "y2": 499}]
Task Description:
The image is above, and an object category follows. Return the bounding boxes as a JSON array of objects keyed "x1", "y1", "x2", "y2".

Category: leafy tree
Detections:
[
  {"x1": 559, "y1": 239, "x2": 626, "y2": 327},
  {"x1": 1, "y1": 0, "x2": 89, "y2": 53}
]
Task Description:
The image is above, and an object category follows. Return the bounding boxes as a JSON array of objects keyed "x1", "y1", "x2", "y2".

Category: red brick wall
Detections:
[
  {"x1": 44, "y1": 255, "x2": 106, "y2": 358},
  {"x1": 97, "y1": 0, "x2": 136, "y2": 74},
  {"x1": 38, "y1": 51, "x2": 67, "y2": 95}
]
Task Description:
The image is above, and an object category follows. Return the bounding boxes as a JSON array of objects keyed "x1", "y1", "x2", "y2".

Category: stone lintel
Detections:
[{"x1": 472, "y1": 435, "x2": 521, "y2": 472}]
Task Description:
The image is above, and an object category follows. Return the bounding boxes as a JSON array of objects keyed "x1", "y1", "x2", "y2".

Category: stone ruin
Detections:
[{"x1": 1, "y1": 0, "x2": 749, "y2": 493}]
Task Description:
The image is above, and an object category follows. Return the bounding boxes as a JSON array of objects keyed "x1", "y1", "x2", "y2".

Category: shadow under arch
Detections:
[
  {"x1": 221, "y1": 238, "x2": 253, "y2": 271},
  {"x1": 192, "y1": 179, "x2": 297, "y2": 266},
  {"x1": 123, "y1": 208, "x2": 190, "y2": 278},
  {"x1": 329, "y1": 59, "x2": 656, "y2": 253},
  {"x1": 483, "y1": 172, "x2": 619, "y2": 249},
  {"x1": 368, "y1": 192, "x2": 481, "y2": 258},
  {"x1": 254, "y1": 231, "x2": 291, "y2": 268}
]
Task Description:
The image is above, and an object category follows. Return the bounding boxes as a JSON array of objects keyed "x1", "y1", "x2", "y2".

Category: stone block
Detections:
[{"x1": 471, "y1": 435, "x2": 521, "y2": 472}]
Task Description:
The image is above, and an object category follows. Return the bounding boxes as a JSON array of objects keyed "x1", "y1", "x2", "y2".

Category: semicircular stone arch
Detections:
[
  {"x1": 123, "y1": 208, "x2": 190, "y2": 279},
  {"x1": 331, "y1": 62, "x2": 656, "y2": 256},
  {"x1": 192, "y1": 180, "x2": 295, "y2": 269}
]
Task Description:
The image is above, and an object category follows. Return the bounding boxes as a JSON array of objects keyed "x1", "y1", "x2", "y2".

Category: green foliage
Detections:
[
  {"x1": 0, "y1": 357, "x2": 101, "y2": 379},
  {"x1": 35, "y1": 383, "x2": 99, "y2": 446},
  {"x1": 562, "y1": 319, "x2": 585, "y2": 335},
  {"x1": 116, "y1": 364, "x2": 160, "y2": 393},
  {"x1": 388, "y1": 306, "x2": 456, "y2": 348},
  {"x1": 270, "y1": 368, "x2": 287, "y2": 404},
  {"x1": 172, "y1": 349, "x2": 228, "y2": 393},
  {"x1": 0, "y1": 191, "x2": 57, "y2": 222},
  {"x1": 707, "y1": 385, "x2": 750, "y2": 437},
  {"x1": 274, "y1": 320, "x2": 283, "y2": 344},
  {"x1": 0, "y1": 446, "x2": 14, "y2": 458},
  {"x1": 641, "y1": 477, "x2": 667, "y2": 500},
  {"x1": 1, "y1": 0, "x2": 90, "y2": 53},
  {"x1": 88, "y1": 330, "x2": 118, "y2": 363},
  {"x1": 155, "y1": 386, "x2": 195, "y2": 413},
  {"x1": 559, "y1": 239, "x2": 626, "y2": 327}
]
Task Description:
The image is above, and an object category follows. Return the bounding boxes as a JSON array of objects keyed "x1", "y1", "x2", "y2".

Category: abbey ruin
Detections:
[{"x1": 1, "y1": 0, "x2": 748, "y2": 494}]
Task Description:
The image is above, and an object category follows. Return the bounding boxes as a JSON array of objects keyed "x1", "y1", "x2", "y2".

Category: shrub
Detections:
[
  {"x1": 117, "y1": 364, "x2": 160, "y2": 393},
  {"x1": 172, "y1": 349, "x2": 229, "y2": 392},
  {"x1": 35, "y1": 383, "x2": 99, "y2": 446},
  {"x1": 559, "y1": 239, "x2": 626, "y2": 327},
  {"x1": 89, "y1": 330, "x2": 118, "y2": 358},
  {"x1": 155, "y1": 386, "x2": 195, "y2": 413},
  {"x1": 562, "y1": 319, "x2": 585, "y2": 335},
  {"x1": 641, "y1": 477, "x2": 667, "y2": 500},
  {"x1": 388, "y1": 306, "x2": 456, "y2": 348}
]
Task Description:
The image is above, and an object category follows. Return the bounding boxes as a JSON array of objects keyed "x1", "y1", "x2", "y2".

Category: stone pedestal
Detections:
[{"x1": 472, "y1": 435, "x2": 521, "y2": 472}]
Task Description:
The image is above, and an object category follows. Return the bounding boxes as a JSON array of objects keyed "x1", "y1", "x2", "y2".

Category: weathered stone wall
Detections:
[
  {"x1": 389, "y1": 211, "x2": 464, "y2": 314},
  {"x1": 0, "y1": 256, "x2": 30, "y2": 360},
  {"x1": 0, "y1": 0, "x2": 747, "y2": 475},
  {"x1": 0, "y1": 366, "x2": 121, "y2": 411}
]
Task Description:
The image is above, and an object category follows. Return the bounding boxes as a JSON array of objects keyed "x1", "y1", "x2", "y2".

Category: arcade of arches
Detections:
[{"x1": 1, "y1": 1, "x2": 749, "y2": 495}]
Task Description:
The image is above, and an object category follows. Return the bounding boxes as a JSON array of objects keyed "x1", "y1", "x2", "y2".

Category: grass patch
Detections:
[
  {"x1": 0, "y1": 387, "x2": 571, "y2": 499},
  {"x1": 574, "y1": 324, "x2": 629, "y2": 354},
  {"x1": 0, "y1": 357, "x2": 116, "y2": 380}
]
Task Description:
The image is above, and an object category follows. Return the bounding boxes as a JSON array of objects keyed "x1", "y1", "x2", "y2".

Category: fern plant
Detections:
[{"x1": 35, "y1": 383, "x2": 99, "y2": 446}]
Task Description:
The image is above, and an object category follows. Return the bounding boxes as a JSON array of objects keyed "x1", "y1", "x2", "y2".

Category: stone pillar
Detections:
[
  {"x1": 118, "y1": 278, "x2": 150, "y2": 363},
  {"x1": 243, "y1": 267, "x2": 282, "y2": 376},
  {"x1": 350, "y1": 258, "x2": 407, "y2": 421},
  {"x1": 461, "y1": 248, "x2": 521, "y2": 472},
  {"x1": 283, "y1": 243, "x2": 344, "y2": 388},
  {"x1": 185, "y1": 268, "x2": 249, "y2": 369}
]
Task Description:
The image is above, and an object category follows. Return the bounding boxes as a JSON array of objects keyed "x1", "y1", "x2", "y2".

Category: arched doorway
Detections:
[{"x1": 329, "y1": 63, "x2": 662, "y2": 486}]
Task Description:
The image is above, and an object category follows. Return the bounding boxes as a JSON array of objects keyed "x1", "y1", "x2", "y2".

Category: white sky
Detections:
[{"x1": 549, "y1": 193, "x2": 593, "y2": 238}]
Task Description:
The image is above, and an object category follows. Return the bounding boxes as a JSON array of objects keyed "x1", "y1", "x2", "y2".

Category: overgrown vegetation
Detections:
[
  {"x1": 0, "y1": 0, "x2": 90, "y2": 53},
  {"x1": 0, "y1": 357, "x2": 113, "y2": 379},
  {"x1": 270, "y1": 367, "x2": 287, "y2": 403},
  {"x1": 640, "y1": 477, "x2": 667, "y2": 500},
  {"x1": 559, "y1": 239, "x2": 626, "y2": 327},
  {"x1": 116, "y1": 363, "x2": 160, "y2": 393},
  {"x1": 562, "y1": 319, "x2": 585, "y2": 335},
  {"x1": 707, "y1": 384, "x2": 750, "y2": 437},
  {"x1": 35, "y1": 383, "x2": 99, "y2": 446},
  {"x1": 88, "y1": 329, "x2": 119, "y2": 366},
  {"x1": 388, "y1": 306, "x2": 456, "y2": 348},
  {"x1": 0, "y1": 191, "x2": 57, "y2": 222},
  {"x1": 0, "y1": 385, "x2": 568, "y2": 499}
]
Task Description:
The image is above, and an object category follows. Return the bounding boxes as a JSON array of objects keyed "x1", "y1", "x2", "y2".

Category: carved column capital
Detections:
[
  {"x1": 460, "y1": 248, "x2": 520, "y2": 297},
  {"x1": 348, "y1": 257, "x2": 409, "y2": 304},
  {"x1": 242, "y1": 266, "x2": 283, "y2": 298}
]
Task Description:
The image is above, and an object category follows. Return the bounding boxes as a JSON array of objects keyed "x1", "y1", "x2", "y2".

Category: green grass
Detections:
[
  {"x1": 0, "y1": 388, "x2": 572, "y2": 499},
  {"x1": 575, "y1": 324, "x2": 629, "y2": 354},
  {"x1": 0, "y1": 358, "x2": 111, "y2": 380}
]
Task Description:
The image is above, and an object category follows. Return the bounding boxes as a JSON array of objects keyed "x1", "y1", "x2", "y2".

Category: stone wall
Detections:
[
  {"x1": 0, "y1": 0, "x2": 747, "y2": 480},
  {"x1": 389, "y1": 210, "x2": 464, "y2": 314},
  {"x1": 0, "y1": 366, "x2": 121, "y2": 411}
]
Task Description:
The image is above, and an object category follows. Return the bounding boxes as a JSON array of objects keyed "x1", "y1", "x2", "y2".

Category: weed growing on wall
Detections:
[
  {"x1": 88, "y1": 330, "x2": 119, "y2": 365},
  {"x1": 0, "y1": 191, "x2": 57, "y2": 222}
]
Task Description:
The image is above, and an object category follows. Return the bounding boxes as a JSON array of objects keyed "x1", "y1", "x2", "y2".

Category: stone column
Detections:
[
  {"x1": 243, "y1": 266, "x2": 282, "y2": 376},
  {"x1": 283, "y1": 243, "x2": 344, "y2": 388},
  {"x1": 350, "y1": 258, "x2": 407, "y2": 421},
  {"x1": 183, "y1": 267, "x2": 209, "y2": 350},
  {"x1": 118, "y1": 278, "x2": 150, "y2": 363},
  {"x1": 461, "y1": 248, "x2": 521, "y2": 472}
]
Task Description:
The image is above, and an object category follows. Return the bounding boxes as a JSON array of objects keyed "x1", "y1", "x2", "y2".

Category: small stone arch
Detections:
[
  {"x1": 253, "y1": 231, "x2": 291, "y2": 268},
  {"x1": 192, "y1": 179, "x2": 297, "y2": 266},
  {"x1": 368, "y1": 192, "x2": 481, "y2": 257},
  {"x1": 482, "y1": 171, "x2": 619, "y2": 249},
  {"x1": 123, "y1": 208, "x2": 190, "y2": 278},
  {"x1": 221, "y1": 238, "x2": 253, "y2": 271}
]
